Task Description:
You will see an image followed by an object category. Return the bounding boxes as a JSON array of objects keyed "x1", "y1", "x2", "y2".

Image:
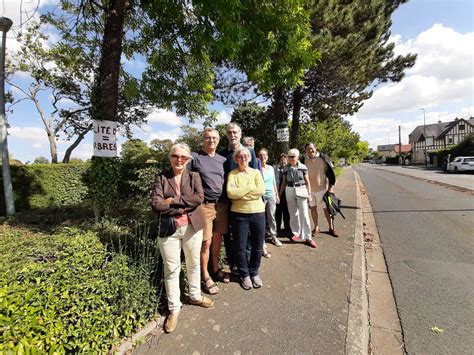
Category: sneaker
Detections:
[
  {"x1": 329, "y1": 229, "x2": 340, "y2": 238},
  {"x1": 306, "y1": 239, "x2": 318, "y2": 248},
  {"x1": 241, "y1": 276, "x2": 253, "y2": 290},
  {"x1": 164, "y1": 311, "x2": 179, "y2": 333},
  {"x1": 251, "y1": 275, "x2": 263, "y2": 288},
  {"x1": 290, "y1": 234, "x2": 301, "y2": 242},
  {"x1": 272, "y1": 237, "x2": 283, "y2": 247},
  {"x1": 188, "y1": 295, "x2": 215, "y2": 308}
]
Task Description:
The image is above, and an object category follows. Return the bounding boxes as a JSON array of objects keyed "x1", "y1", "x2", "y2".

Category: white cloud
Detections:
[
  {"x1": 360, "y1": 24, "x2": 474, "y2": 117},
  {"x1": 147, "y1": 128, "x2": 182, "y2": 143},
  {"x1": 8, "y1": 126, "x2": 45, "y2": 145},
  {"x1": 146, "y1": 109, "x2": 183, "y2": 127},
  {"x1": 216, "y1": 110, "x2": 231, "y2": 125}
]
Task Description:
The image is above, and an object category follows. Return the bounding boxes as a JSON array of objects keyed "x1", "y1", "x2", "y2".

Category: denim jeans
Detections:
[{"x1": 231, "y1": 212, "x2": 265, "y2": 278}]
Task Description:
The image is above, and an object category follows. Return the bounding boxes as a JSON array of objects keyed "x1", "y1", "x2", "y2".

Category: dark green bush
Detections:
[
  {"x1": 0, "y1": 227, "x2": 159, "y2": 353},
  {"x1": 0, "y1": 164, "x2": 89, "y2": 214},
  {"x1": 0, "y1": 162, "x2": 164, "y2": 216}
]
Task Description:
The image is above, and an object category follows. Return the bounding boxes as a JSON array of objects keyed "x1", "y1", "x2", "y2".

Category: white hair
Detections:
[
  {"x1": 233, "y1": 146, "x2": 251, "y2": 163},
  {"x1": 288, "y1": 148, "x2": 300, "y2": 158}
]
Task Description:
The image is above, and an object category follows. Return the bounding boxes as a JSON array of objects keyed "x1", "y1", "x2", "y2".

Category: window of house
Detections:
[
  {"x1": 448, "y1": 138, "x2": 453, "y2": 143},
  {"x1": 459, "y1": 125, "x2": 465, "y2": 130}
]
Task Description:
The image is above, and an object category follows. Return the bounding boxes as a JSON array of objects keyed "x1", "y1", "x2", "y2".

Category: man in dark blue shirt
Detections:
[{"x1": 190, "y1": 128, "x2": 228, "y2": 294}]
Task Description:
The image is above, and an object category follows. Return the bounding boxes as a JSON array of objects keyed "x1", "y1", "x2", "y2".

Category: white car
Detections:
[{"x1": 447, "y1": 156, "x2": 474, "y2": 173}]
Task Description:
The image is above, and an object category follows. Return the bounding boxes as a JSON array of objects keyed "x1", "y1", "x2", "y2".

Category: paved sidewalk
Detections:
[
  {"x1": 134, "y1": 168, "x2": 362, "y2": 354},
  {"x1": 370, "y1": 164, "x2": 474, "y2": 191}
]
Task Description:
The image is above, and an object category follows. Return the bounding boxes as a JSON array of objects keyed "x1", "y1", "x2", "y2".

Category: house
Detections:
[
  {"x1": 376, "y1": 144, "x2": 412, "y2": 158},
  {"x1": 408, "y1": 117, "x2": 474, "y2": 165},
  {"x1": 376, "y1": 144, "x2": 396, "y2": 157}
]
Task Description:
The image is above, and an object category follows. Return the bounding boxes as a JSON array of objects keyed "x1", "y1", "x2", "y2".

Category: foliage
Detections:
[
  {"x1": 33, "y1": 156, "x2": 50, "y2": 164},
  {"x1": 0, "y1": 227, "x2": 159, "y2": 353},
  {"x1": 0, "y1": 164, "x2": 89, "y2": 215},
  {"x1": 281, "y1": 0, "x2": 417, "y2": 144},
  {"x1": 0, "y1": 162, "x2": 164, "y2": 216},
  {"x1": 299, "y1": 117, "x2": 361, "y2": 160},
  {"x1": 149, "y1": 138, "x2": 174, "y2": 165},
  {"x1": 230, "y1": 102, "x2": 282, "y2": 162},
  {"x1": 86, "y1": 157, "x2": 121, "y2": 216},
  {"x1": 121, "y1": 139, "x2": 153, "y2": 164},
  {"x1": 7, "y1": 4, "x2": 150, "y2": 163},
  {"x1": 176, "y1": 125, "x2": 203, "y2": 153},
  {"x1": 435, "y1": 133, "x2": 474, "y2": 164}
]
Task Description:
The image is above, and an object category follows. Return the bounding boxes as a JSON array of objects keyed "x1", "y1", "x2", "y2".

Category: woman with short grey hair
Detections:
[
  {"x1": 152, "y1": 143, "x2": 214, "y2": 333},
  {"x1": 278, "y1": 148, "x2": 317, "y2": 248}
]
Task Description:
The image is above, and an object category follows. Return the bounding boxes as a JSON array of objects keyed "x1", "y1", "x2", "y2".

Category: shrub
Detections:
[
  {"x1": 0, "y1": 227, "x2": 159, "y2": 353},
  {"x1": 0, "y1": 164, "x2": 89, "y2": 214}
]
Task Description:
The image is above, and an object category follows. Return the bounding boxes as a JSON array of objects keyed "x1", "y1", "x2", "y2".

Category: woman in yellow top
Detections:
[{"x1": 227, "y1": 147, "x2": 266, "y2": 290}]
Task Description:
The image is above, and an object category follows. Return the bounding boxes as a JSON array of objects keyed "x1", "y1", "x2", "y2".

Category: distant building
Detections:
[
  {"x1": 408, "y1": 117, "x2": 474, "y2": 165},
  {"x1": 376, "y1": 144, "x2": 412, "y2": 158}
]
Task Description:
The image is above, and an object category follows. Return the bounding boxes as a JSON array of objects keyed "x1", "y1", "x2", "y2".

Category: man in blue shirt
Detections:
[{"x1": 190, "y1": 128, "x2": 228, "y2": 294}]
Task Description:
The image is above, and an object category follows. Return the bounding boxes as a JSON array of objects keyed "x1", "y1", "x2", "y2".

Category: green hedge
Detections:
[
  {"x1": 0, "y1": 164, "x2": 89, "y2": 214},
  {"x1": 0, "y1": 163, "x2": 164, "y2": 215},
  {"x1": 0, "y1": 227, "x2": 159, "y2": 353}
]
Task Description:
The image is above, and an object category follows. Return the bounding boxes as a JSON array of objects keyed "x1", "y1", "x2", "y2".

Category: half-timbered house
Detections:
[{"x1": 408, "y1": 117, "x2": 474, "y2": 164}]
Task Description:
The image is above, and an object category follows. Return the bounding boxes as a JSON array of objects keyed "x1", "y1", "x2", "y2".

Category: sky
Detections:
[{"x1": 1, "y1": 0, "x2": 473, "y2": 163}]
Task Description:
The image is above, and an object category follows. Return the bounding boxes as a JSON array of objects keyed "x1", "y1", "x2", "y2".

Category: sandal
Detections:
[
  {"x1": 212, "y1": 269, "x2": 230, "y2": 283},
  {"x1": 263, "y1": 244, "x2": 272, "y2": 258},
  {"x1": 201, "y1": 277, "x2": 219, "y2": 295}
]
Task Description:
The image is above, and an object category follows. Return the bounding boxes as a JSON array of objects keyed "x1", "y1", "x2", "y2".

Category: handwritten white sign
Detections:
[
  {"x1": 276, "y1": 128, "x2": 289, "y2": 142},
  {"x1": 93, "y1": 120, "x2": 118, "y2": 157}
]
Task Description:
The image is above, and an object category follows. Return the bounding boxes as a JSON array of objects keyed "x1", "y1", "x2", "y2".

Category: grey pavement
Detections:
[
  {"x1": 134, "y1": 168, "x2": 361, "y2": 354},
  {"x1": 369, "y1": 163, "x2": 474, "y2": 191}
]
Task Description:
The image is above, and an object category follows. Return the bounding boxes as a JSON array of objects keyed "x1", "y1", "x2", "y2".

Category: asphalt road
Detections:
[{"x1": 354, "y1": 164, "x2": 474, "y2": 354}]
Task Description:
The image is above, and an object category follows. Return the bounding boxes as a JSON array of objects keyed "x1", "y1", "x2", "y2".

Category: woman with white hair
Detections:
[
  {"x1": 152, "y1": 143, "x2": 214, "y2": 333},
  {"x1": 227, "y1": 146, "x2": 266, "y2": 290},
  {"x1": 278, "y1": 148, "x2": 317, "y2": 248}
]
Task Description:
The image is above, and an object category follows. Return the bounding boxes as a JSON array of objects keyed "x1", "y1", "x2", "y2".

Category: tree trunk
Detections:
[
  {"x1": 89, "y1": 0, "x2": 128, "y2": 219},
  {"x1": 62, "y1": 125, "x2": 92, "y2": 163},
  {"x1": 92, "y1": 0, "x2": 128, "y2": 122},
  {"x1": 272, "y1": 86, "x2": 289, "y2": 153},
  {"x1": 291, "y1": 86, "x2": 303, "y2": 147},
  {"x1": 48, "y1": 132, "x2": 58, "y2": 163}
]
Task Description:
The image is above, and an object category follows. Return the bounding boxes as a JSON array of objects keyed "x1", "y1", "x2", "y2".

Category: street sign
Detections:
[{"x1": 276, "y1": 127, "x2": 289, "y2": 142}]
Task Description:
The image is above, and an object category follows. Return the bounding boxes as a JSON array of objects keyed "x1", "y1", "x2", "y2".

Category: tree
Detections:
[
  {"x1": 299, "y1": 116, "x2": 361, "y2": 160},
  {"x1": 176, "y1": 125, "x2": 202, "y2": 153},
  {"x1": 289, "y1": 0, "x2": 417, "y2": 145},
  {"x1": 33, "y1": 156, "x2": 50, "y2": 164},
  {"x1": 149, "y1": 138, "x2": 174, "y2": 165},
  {"x1": 7, "y1": 10, "x2": 149, "y2": 163},
  {"x1": 120, "y1": 139, "x2": 152, "y2": 164},
  {"x1": 230, "y1": 102, "x2": 283, "y2": 161}
]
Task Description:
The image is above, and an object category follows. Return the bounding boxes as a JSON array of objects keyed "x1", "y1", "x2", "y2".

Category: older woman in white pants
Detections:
[
  {"x1": 152, "y1": 143, "x2": 214, "y2": 333},
  {"x1": 278, "y1": 148, "x2": 318, "y2": 248}
]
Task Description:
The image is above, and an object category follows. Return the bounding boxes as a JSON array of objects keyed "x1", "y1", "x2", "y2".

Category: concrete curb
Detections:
[
  {"x1": 374, "y1": 167, "x2": 474, "y2": 195},
  {"x1": 344, "y1": 169, "x2": 369, "y2": 354},
  {"x1": 113, "y1": 316, "x2": 165, "y2": 354}
]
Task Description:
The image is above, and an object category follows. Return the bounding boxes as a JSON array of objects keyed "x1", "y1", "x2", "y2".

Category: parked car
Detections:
[{"x1": 447, "y1": 156, "x2": 474, "y2": 173}]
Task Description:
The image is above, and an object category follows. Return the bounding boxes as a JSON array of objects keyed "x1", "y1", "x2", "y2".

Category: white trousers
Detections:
[
  {"x1": 158, "y1": 223, "x2": 203, "y2": 313},
  {"x1": 285, "y1": 186, "x2": 312, "y2": 240}
]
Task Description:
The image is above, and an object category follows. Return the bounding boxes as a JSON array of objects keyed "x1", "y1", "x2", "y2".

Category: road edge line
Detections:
[{"x1": 345, "y1": 169, "x2": 369, "y2": 354}]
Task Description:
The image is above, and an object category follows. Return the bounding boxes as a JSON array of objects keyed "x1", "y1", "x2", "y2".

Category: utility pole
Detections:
[
  {"x1": 420, "y1": 108, "x2": 427, "y2": 168},
  {"x1": 0, "y1": 17, "x2": 15, "y2": 215},
  {"x1": 398, "y1": 125, "x2": 402, "y2": 165}
]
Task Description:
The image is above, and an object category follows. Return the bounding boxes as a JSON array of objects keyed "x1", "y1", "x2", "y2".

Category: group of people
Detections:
[{"x1": 151, "y1": 123, "x2": 339, "y2": 333}]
